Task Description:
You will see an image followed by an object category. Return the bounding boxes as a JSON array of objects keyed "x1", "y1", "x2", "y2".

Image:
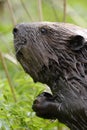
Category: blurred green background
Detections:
[{"x1": 0, "y1": 0, "x2": 87, "y2": 130}]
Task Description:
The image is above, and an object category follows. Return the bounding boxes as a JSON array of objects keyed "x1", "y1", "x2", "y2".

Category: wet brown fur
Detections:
[{"x1": 13, "y1": 22, "x2": 87, "y2": 130}]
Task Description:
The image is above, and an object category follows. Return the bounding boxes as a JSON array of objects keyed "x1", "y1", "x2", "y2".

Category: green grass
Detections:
[{"x1": 0, "y1": 0, "x2": 87, "y2": 129}]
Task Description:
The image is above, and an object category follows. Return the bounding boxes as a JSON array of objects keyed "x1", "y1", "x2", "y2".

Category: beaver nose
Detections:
[{"x1": 13, "y1": 27, "x2": 18, "y2": 35}]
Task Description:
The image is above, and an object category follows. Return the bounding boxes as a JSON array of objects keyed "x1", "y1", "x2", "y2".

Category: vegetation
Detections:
[{"x1": 0, "y1": 0, "x2": 87, "y2": 129}]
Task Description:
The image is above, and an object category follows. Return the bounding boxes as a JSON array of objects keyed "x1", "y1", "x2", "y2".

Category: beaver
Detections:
[{"x1": 13, "y1": 22, "x2": 87, "y2": 130}]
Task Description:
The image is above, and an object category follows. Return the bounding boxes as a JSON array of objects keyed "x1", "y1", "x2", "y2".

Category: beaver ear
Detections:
[{"x1": 69, "y1": 35, "x2": 85, "y2": 51}]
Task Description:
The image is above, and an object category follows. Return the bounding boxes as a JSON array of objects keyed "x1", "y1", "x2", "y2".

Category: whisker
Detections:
[{"x1": 15, "y1": 45, "x2": 22, "y2": 55}]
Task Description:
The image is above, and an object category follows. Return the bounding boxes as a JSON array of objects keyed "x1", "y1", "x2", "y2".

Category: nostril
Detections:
[{"x1": 13, "y1": 27, "x2": 18, "y2": 34}]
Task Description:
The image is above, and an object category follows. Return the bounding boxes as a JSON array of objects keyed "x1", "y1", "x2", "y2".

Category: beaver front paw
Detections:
[{"x1": 32, "y1": 92, "x2": 57, "y2": 119}]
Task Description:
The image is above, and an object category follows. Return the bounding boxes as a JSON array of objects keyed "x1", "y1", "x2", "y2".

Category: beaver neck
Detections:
[{"x1": 37, "y1": 58, "x2": 87, "y2": 96}]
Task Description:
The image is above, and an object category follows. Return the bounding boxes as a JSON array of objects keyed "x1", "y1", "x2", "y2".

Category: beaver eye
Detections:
[{"x1": 40, "y1": 28, "x2": 47, "y2": 35}]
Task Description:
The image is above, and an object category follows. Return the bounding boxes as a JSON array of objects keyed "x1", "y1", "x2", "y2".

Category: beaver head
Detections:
[{"x1": 13, "y1": 22, "x2": 87, "y2": 94}]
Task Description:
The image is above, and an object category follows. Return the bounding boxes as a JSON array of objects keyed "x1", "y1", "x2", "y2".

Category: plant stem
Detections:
[
  {"x1": 38, "y1": 0, "x2": 43, "y2": 21},
  {"x1": 6, "y1": 0, "x2": 16, "y2": 26},
  {"x1": 63, "y1": 0, "x2": 67, "y2": 22},
  {"x1": 0, "y1": 51, "x2": 17, "y2": 102},
  {"x1": 20, "y1": 0, "x2": 33, "y2": 21}
]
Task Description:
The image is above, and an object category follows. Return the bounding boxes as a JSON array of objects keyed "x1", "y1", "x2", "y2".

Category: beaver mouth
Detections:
[
  {"x1": 14, "y1": 37, "x2": 28, "y2": 60},
  {"x1": 15, "y1": 49, "x2": 23, "y2": 60}
]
